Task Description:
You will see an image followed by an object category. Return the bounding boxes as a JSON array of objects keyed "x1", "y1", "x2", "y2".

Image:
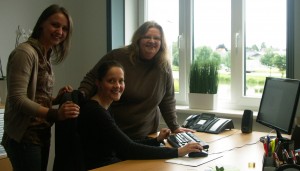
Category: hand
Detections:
[
  {"x1": 177, "y1": 142, "x2": 203, "y2": 157},
  {"x1": 53, "y1": 85, "x2": 73, "y2": 105},
  {"x1": 57, "y1": 101, "x2": 80, "y2": 120},
  {"x1": 57, "y1": 85, "x2": 73, "y2": 97},
  {"x1": 157, "y1": 128, "x2": 171, "y2": 142},
  {"x1": 173, "y1": 127, "x2": 196, "y2": 134}
]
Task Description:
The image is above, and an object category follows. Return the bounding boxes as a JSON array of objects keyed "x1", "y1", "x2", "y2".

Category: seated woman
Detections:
[{"x1": 77, "y1": 60, "x2": 203, "y2": 170}]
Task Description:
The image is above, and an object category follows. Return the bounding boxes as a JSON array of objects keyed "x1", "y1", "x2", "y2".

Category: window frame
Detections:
[{"x1": 142, "y1": 0, "x2": 294, "y2": 111}]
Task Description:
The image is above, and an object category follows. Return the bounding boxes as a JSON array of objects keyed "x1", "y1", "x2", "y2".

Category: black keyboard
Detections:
[
  {"x1": 167, "y1": 132, "x2": 209, "y2": 149},
  {"x1": 167, "y1": 132, "x2": 209, "y2": 157}
]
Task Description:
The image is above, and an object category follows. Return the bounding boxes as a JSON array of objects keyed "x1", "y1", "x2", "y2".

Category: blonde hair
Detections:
[{"x1": 126, "y1": 21, "x2": 170, "y2": 72}]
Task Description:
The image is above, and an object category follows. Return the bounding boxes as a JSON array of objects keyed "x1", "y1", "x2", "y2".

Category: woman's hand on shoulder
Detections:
[
  {"x1": 52, "y1": 85, "x2": 73, "y2": 105},
  {"x1": 58, "y1": 85, "x2": 73, "y2": 94}
]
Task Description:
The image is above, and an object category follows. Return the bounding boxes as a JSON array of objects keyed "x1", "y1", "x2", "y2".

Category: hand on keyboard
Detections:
[
  {"x1": 177, "y1": 142, "x2": 204, "y2": 157},
  {"x1": 167, "y1": 132, "x2": 209, "y2": 157},
  {"x1": 172, "y1": 127, "x2": 196, "y2": 134}
]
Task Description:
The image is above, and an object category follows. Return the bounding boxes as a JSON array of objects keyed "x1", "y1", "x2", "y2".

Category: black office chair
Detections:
[{"x1": 53, "y1": 90, "x2": 86, "y2": 171}]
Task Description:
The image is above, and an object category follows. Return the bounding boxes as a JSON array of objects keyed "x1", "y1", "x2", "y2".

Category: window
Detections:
[
  {"x1": 145, "y1": 0, "x2": 291, "y2": 111},
  {"x1": 146, "y1": 0, "x2": 183, "y2": 101},
  {"x1": 244, "y1": 0, "x2": 286, "y2": 97}
]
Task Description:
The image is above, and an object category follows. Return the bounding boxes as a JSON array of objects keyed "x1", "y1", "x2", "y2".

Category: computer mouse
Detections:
[{"x1": 188, "y1": 150, "x2": 208, "y2": 157}]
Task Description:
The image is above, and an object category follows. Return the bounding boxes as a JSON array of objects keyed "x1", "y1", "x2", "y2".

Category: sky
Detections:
[{"x1": 147, "y1": 0, "x2": 286, "y2": 50}]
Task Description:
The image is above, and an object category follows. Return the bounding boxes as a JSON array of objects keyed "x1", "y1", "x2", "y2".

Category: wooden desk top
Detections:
[{"x1": 90, "y1": 130, "x2": 284, "y2": 171}]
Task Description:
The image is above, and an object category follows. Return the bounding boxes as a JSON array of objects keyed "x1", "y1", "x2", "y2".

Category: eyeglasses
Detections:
[{"x1": 141, "y1": 36, "x2": 161, "y2": 41}]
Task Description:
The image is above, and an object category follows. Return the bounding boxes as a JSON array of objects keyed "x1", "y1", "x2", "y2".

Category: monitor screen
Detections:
[{"x1": 256, "y1": 77, "x2": 300, "y2": 137}]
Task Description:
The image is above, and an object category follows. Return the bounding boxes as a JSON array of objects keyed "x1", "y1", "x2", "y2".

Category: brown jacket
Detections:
[{"x1": 3, "y1": 39, "x2": 44, "y2": 142}]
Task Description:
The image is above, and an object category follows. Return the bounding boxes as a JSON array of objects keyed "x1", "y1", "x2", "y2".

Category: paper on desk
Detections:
[{"x1": 165, "y1": 154, "x2": 223, "y2": 167}]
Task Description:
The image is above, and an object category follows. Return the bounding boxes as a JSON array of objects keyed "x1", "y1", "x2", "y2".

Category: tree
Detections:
[
  {"x1": 194, "y1": 46, "x2": 212, "y2": 62},
  {"x1": 260, "y1": 48, "x2": 275, "y2": 76},
  {"x1": 210, "y1": 51, "x2": 221, "y2": 68},
  {"x1": 222, "y1": 50, "x2": 231, "y2": 70},
  {"x1": 251, "y1": 44, "x2": 259, "y2": 51},
  {"x1": 273, "y1": 54, "x2": 286, "y2": 77},
  {"x1": 260, "y1": 42, "x2": 267, "y2": 51},
  {"x1": 194, "y1": 46, "x2": 221, "y2": 64}
]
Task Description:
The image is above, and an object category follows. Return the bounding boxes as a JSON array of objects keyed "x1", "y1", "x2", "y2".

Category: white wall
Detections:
[
  {"x1": 52, "y1": 0, "x2": 108, "y2": 92},
  {"x1": 0, "y1": 1, "x2": 107, "y2": 170},
  {"x1": 0, "y1": 0, "x2": 107, "y2": 94}
]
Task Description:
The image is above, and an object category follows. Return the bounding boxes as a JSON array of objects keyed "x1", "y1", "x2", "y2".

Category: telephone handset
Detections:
[{"x1": 182, "y1": 113, "x2": 234, "y2": 134}]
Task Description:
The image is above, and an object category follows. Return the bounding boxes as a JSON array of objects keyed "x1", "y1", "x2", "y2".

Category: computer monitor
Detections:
[{"x1": 256, "y1": 77, "x2": 300, "y2": 140}]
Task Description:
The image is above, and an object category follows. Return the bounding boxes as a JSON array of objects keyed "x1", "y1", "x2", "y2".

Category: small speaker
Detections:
[{"x1": 241, "y1": 109, "x2": 253, "y2": 133}]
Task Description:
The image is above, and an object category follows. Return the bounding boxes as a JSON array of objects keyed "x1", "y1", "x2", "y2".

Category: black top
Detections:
[{"x1": 78, "y1": 100, "x2": 178, "y2": 170}]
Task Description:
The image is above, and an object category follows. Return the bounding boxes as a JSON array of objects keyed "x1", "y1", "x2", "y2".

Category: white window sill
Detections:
[{"x1": 176, "y1": 105, "x2": 258, "y2": 119}]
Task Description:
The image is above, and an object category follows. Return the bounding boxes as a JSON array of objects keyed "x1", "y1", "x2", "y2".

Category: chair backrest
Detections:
[{"x1": 53, "y1": 91, "x2": 86, "y2": 171}]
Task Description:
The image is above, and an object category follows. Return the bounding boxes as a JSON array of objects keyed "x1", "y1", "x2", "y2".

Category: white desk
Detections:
[{"x1": 91, "y1": 130, "x2": 280, "y2": 171}]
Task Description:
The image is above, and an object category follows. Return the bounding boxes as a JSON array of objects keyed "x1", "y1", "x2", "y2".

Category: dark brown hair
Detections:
[
  {"x1": 30, "y1": 4, "x2": 73, "y2": 64},
  {"x1": 97, "y1": 60, "x2": 124, "y2": 81}
]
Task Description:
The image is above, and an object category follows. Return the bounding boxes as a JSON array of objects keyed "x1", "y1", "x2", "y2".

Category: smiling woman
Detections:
[
  {"x1": 1, "y1": 4, "x2": 80, "y2": 171},
  {"x1": 79, "y1": 21, "x2": 194, "y2": 141},
  {"x1": 77, "y1": 60, "x2": 201, "y2": 170},
  {"x1": 139, "y1": 27, "x2": 162, "y2": 60}
]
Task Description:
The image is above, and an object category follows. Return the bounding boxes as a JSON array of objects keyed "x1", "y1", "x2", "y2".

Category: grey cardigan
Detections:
[{"x1": 4, "y1": 40, "x2": 43, "y2": 142}]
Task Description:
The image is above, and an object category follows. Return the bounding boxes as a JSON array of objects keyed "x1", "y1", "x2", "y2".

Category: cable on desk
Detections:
[
  {"x1": 206, "y1": 130, "x2": 240, "y2": 143},
  {"x1": 208, "y1": 139, "x2": 260, "y2": 155}
]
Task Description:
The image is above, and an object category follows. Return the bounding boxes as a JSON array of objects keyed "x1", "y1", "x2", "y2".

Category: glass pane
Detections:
[
  {"x1": 147, "y1": 0, "x2": 179, "y2": 93},
  {"x1": 245, "y1": 0, "x2": 286, "y2": 97},
  {"x1": 193, "y1": 0, "x2": 231, "y2": 98}
]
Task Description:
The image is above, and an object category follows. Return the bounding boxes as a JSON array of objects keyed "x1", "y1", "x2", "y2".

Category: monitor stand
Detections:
[{"x1": 275, "y1": 129, "x2": 290, "y2": 142}]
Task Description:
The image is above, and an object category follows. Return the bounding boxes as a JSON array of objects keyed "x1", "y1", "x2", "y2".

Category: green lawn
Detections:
[{"x1": 173, "y1": 72, "x2": 277, "y2": 93}]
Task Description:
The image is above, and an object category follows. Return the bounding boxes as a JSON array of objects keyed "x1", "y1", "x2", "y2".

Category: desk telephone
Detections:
[{"x1": 182, "y1": 113, "x2": 234, "y2": 134}]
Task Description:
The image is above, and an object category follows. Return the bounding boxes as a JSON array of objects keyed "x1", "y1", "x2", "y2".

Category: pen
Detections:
[
  {"x1": 266, "y1": 136, "x2": 271, "y2": 156},
  {"x1": 283, "y1": 149, "x2": 290, "y2": 158},
  {"x1": 282, "y1": 149, "x2": 290, "y2": 163},
  {"x1": 263, "y1": 141, "x2": 268, "y2": 157},
  {"x1": 270, "y1": 139, "x2": 275, "y2": 153},
  {"x1": 267, "y1": 135, "x2": 270, "y2": 145},
  {"x1": 273, "y1": 152, "x2": 280, "y2": 167},
  {"x1": 290, "y1": 150, "x2": 297, "y2": 164},
  {"x1": 275, "y1": 140, "x2": 281, "y2": 154}
]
